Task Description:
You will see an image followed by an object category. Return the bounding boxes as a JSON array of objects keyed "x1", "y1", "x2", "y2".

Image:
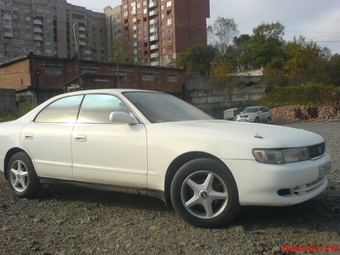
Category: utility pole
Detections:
[
  {"x1": 73, "y1": 23, "x2": 82, "y2": 90},
  {"x1": 116, "y1": 53, "x2": 120, "y2": 88}
]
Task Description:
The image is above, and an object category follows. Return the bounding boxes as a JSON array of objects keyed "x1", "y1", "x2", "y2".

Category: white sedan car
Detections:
[{"x1": 0, "y1": 89, "x2": 332, "y2": 228}]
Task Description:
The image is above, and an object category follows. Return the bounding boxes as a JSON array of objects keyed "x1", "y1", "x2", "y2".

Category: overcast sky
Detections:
[{"x1": 68, "y1": 0, "x2": 340, "y2": 55}]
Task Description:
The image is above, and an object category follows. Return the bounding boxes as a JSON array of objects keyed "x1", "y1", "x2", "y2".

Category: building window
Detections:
[
  {"x1": 142, "y1": 73, "x2": 155, "y2": 82},
  {"x1": 166, "y1": 18, "x2": 172, "y2": 25},
  {"x1": 167, "y1": 74, "x2": 178, "y2": 82}
]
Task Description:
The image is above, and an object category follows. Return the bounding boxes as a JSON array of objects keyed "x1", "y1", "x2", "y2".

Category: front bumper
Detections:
[{"x1": 222, "y1": 152, "x2": 332, "y2": 206}]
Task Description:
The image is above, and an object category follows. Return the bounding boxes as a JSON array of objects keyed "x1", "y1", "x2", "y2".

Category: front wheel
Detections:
[
  {"x1": 7, "y1": 152, "x2": 42, "y2": 198},
  {"x1": 170, "y1": 158, "x2": 239, "y2": 228}
]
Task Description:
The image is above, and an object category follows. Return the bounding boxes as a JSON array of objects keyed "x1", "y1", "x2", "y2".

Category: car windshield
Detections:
[
  {"x1": 243, "y1": 107, "x2": 258, "y2": 113},
  {"x1": 123, "y1": 91, "x2": 213, "y2": 123}
]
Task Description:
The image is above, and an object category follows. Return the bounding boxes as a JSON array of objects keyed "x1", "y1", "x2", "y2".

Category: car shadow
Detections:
[{"x1": 35, "y1": 183, "x2": 340, "y2": 233}]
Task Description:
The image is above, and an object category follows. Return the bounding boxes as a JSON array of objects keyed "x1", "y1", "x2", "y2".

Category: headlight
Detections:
[{"x1": 252, "y1": 147, "x2": 310, "y2": 164}]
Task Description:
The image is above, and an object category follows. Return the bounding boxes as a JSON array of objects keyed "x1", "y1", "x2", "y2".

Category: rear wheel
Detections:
[
  {"x1": 266, "y1": 117, "x2": 271, "y2": 124},
  {"x1": 7, "y1": 152, "x2": 42, "y2": 198},
  {"x1": 170, "y1": 158, "x2": 239, "y2": 228}
]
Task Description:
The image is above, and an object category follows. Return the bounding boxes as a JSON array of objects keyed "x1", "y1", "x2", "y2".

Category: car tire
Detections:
[
  {"x1": 170, "y1": 158, "x2": 239, "y2": 228},
  {"x1": 266, "y1": 117, "x2": 271, "y2": 124},
  {"x1": 255, "y1": 117, "x2": 259, "y2": 123},
  {"x1": 7, "y1": 152, "x2": 42, "y2": 198}
]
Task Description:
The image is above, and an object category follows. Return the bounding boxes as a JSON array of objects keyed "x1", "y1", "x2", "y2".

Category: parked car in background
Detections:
[
  {"x1": 237, "y1": 106, "x2": 271, "y2": 123},
  {"x1": 224, "y1": 108, "x2": 239, "y2": 121},
  {"x1": 0, "y1": 90, "x2": 332, "y2": 228}
]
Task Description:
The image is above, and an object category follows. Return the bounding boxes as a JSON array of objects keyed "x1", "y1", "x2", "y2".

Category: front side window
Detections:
[
  {"x1": 35, "y1": 95, "x2": 83, "y2": 123},
  {"x1": 124, "y1": 92, "x2": 212, "y2": 123},
  {"x1": 78, "y1": 94, "x2": 130, "y2": 123}
]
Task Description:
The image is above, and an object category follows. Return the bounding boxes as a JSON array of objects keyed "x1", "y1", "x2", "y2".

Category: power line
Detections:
[{"x1": 259, "y1": 0, "x2": 340, "y2": 21}]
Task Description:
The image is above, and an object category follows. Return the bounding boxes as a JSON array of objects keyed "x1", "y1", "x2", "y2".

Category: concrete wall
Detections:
[
  {"x1": 184, "y1": 75, "x2": 266, "y2": 117},
  {"x1": 0, "y1": 89, "x2": 16, "y2": 114}
]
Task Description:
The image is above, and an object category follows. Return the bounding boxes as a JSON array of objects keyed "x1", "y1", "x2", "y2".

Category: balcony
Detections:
[
  {"x1": 150, "y1": 44, "x2": 159, "y2": 50},
  {"x1": 33, "y1": 28, "x2": 43, "y2": 33},
  {"x1": 2, "y1": 14, "x2": 12, "y2": 20},
  {"x1": 79, "y1": 41, "x2": 86, "y2": 46},
  {"x1": 150, "y1": 61, "x2": 159, "y2": 66},
  {"x1": 79, "y1": 34, "x2": 86, "y2": 38},
  {"x1": 149, "y1": 1, "x2": 157, "y2": 8},
  {"x1": 34, "y1": 36, "x2": 44, "y2": 41},
  {"x1": 78, "y1": 26, "x2": 86, "y2": 32},
  {"x1": 4, "y1": 32, "x2": 13, "y2": 38},
  {"x1": 149, "y1": 35, "x2": 158, "y2": 41},
  {"x1": 149, "y1": 10, "x2": 158, "y2": 17},
  {"x1": 33, "y1": 19, "x2": 43, "y2": 25},
  {"x1": 149, "y1": 19, "x2": 158, "y2": 25},
  {"x1": 150, "y1": 52, "x2": 159, "y2": 58}
]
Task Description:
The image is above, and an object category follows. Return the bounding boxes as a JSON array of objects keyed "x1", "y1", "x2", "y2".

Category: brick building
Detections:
[
  {"x1": 0, "y1": 53, "x2": 186, "y2": 106},
  {"x1": 120, "y1": 0, "x2": 210, "y2": 66}
]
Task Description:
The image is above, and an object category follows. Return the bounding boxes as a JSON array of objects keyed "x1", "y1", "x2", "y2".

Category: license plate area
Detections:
[{"x1": 319, "y1": 162, "x2": 331, "y2": 178}]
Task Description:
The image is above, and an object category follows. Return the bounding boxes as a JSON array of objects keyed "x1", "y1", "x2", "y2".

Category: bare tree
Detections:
[{"x1": 207, "y1": 17, "x2": 239, "y2": 54}]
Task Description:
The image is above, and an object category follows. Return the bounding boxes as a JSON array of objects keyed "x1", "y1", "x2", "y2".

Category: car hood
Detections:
[{"x1": 145, "y1": 120, "x2": 324, "y2": 159}]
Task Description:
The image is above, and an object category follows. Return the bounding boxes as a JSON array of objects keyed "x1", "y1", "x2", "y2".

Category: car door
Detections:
[
  {"x1": 258, "y1": 107, "x2": 266, "y2": 122},
  {"x1": 71, "y1": 94, "x2": 148, "y2": 188},
  {"x1": 20, "y1": 95, "x2": 83, "y2": 179}
]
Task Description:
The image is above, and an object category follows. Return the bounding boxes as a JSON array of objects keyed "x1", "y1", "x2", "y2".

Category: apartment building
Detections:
[
  {"x1": 120, "y1": 0, "x2": 210, "y2": 66},
  {"x1": 0, "y1": 0, "x2": 107, "y2": 63},
  {"x1": 0, "y1": 0, "x2": 210, "y2": 67},
  {"x1": 104, "y1": 5, "x2": 122, "y2": 61}
]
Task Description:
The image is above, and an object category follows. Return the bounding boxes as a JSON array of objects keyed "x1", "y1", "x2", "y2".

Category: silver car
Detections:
[{"x1": 237, "y1": 106, "x2": 271, "y2": 123}]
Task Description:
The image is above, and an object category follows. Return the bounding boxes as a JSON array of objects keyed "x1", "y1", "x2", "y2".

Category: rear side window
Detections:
[
  {"x1": 78, "y1": 94, "x2": 130, "y2": 123},
  {"x1": 34, "y1": 95, "x2": 83, "y2": 123}
]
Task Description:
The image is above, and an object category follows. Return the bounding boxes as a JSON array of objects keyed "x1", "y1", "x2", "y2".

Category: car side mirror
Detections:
[{"x1": 109, "y1": 112, "x2": 138, "y2": 124}]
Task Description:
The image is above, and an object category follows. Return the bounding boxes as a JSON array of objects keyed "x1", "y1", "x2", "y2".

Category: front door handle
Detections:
[{"x1": 74, "y1": 135, "x2": 87, "y2": 142}]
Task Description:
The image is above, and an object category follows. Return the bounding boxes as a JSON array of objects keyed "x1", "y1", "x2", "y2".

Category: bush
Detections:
[{"x1": 256, "y1": 84, "x2": 340, "y2": 108}]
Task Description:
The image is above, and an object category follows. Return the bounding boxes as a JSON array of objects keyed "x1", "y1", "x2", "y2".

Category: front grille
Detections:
[{"x1": 308, "y1": 142, "x2": 325, "y2": 159}]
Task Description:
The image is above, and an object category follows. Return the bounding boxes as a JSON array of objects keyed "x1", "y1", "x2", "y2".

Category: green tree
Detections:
[
  {"x1": 175, "y1": 44, "x2": 217, "y2": 76},
  {"x1": 233, "y1": 34, "x2": 252, "y2": 71},
  {"x1": 108, "y1": 41, "x2": 135, "y2": 64},
  {"x1": 283, "y1": 36, "x2": 331, "y2": 85},
  {"x1": 328, "y1": 54, "x2": 340, "y2": 86},
  {"x1": 249, "y1": 22, "x2": 285, "y2": 69},
  {"x1": 209, "y1": 52, "x2": 237, "y2": 86}
]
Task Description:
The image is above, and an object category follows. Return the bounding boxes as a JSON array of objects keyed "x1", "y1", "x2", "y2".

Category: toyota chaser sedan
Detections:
[{"x1": 0, "y1": 89, "x2": 332, "y2": 228}]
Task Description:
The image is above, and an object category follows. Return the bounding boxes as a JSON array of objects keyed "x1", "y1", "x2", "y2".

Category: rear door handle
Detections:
[{"x1": 74, "y1": 135, "x2": 87, "y2": 142}]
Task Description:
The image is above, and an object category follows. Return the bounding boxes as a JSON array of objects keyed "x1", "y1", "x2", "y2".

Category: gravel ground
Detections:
[{"x1": 0, "y1": 122, "x2": 339, "y2": 255}]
